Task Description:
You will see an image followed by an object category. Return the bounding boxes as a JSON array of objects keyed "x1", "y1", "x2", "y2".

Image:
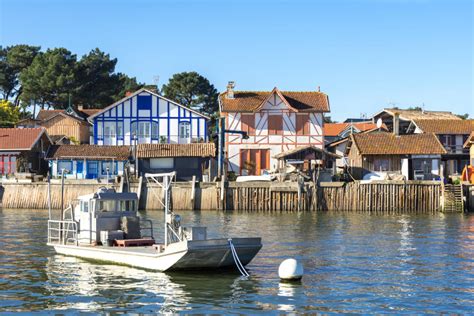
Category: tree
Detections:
[
  {"x1": 110, "y1": 73, "x2": 144, "y2": 102},
  {"x1": 456, "y1": 113, "x2": 469, "y2": 120},
  {"x1": 0, "y1": 45, "x2": 40, "y2": 103},
  {"x1": 74, "y1": 48, "x2": 120, "y2": 108},
  {"x1": 20, "y1": 48, "x2": 77, "y2": 110},
  {"x1": 0, "y1": 99, "x2": 20, "y2": 127},
  {"x1": 162, "y1": 71, "x2": 218, "y2": 116}
]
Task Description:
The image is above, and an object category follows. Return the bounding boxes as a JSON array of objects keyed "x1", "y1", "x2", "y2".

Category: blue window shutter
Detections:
[{"x1": 137, "y1": 95, "x2": 152, "y2": 110}]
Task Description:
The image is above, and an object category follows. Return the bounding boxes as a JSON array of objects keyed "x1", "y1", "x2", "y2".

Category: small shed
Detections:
[
  {"x1": 273, "y1": 145, "x2": 339, "y2": 174},
  {"x1": 136, "y1": 143, "x2": 216, "y2": 181},
  {"x1": 46, "y1": 145, "x2": 131, "y2": 179}
]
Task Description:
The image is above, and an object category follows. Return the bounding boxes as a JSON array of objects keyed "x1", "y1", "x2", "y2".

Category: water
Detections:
[{"x1": 1, "y1": 209, "x2": 473, "y2": 314}]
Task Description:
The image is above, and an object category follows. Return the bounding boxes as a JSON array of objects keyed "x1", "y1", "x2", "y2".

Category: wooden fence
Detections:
[{"x1": 0, "y1": 180, "x2": 443, "y2": 213}]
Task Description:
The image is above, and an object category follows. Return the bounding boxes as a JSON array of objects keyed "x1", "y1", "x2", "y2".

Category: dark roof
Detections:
[
  {"x1": 0, "y1": 128, "x2": 47, "y2": 151},
  {"x1": 137, "y1": 143, "x2": 216, "y2": 158},
  {"x1": 46, "y1": 145, "x2": 130, "y2": 160},
  {"x1": 351, "y1": 132, "x2": 447, "y2": 155},
  {"x1": 273, "y1": 145, "x2": 340, "y2": 159},
  {"x1": 414, "y1": 119, "x2": 474, "y2": 135},
  {"x1": 220, "y1": 87, "x2": 330, "y2": 113}
]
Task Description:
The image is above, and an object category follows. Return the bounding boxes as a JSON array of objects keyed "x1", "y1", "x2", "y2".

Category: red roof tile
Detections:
[
  {"x1": 137, "y1": 143, "x2": 216, "y2": 158},
  {"x1": 46, "y1": 145, "x2": 130, "y2": 160},
  {"x1": 0, "y1": 128, "x2": 46, "y2": 151},
  {"x1": 324, "y1": 122, "x2": 382, "y2": 136},
  {"x1": 414, "y1": 119, "x2": 474, "y2": 135},
  {"x1": 220, "y1": 88, "x2": 330, "y2": 113},
  {"x1": 351, "y1": 132, "x2": 447, "y2": 155}
]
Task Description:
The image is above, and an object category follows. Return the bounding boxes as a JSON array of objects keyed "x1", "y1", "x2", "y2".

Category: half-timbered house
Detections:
[
  {"x1": 88, "y1": 89, "x2": 209, "y2": 146},
  {"x1": 219, "y1": 83, "x2": 330, "y2": 175}
]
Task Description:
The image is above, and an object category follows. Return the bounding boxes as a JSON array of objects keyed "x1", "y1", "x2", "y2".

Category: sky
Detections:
[{"x1": 0, "y1": 0, "x2": 472, "y2": 121}]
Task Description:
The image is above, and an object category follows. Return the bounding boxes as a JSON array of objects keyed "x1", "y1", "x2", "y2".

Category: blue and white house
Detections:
[{"x1": 88, "y1": 89, "x2": 210, "y2": 146}]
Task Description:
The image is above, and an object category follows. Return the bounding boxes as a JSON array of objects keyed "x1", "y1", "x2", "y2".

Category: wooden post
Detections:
[{"x1": 191, "y1": 175, "x2": 196, "y2": 209}]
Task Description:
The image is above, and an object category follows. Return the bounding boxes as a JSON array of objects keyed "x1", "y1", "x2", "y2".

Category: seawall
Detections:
[{"x1": 0, "y1": 180, "x2": 448, "y2": 213}]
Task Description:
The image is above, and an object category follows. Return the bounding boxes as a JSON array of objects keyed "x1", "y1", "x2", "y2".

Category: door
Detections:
[
  {"x1": 138, "y1": 122, "x2": 151, "y2": 144},
  {"x1": 86, "y1": 161, "x2": 98, "y2": 179},
  {"x1": 179, "y1": 121, "x2": 191, "y2": 144},
  {"x1": 76, "y1": 161, "x2": 84, "y2": 179},
  {"x1": 240, "y1": 149, "x2": 270, "y2": 175},
  {"x1": 103, "y1": 122, "x2": 116, "y2": 145}
]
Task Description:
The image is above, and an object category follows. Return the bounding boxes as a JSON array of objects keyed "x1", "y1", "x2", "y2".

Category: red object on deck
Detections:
[{"x1": 114, "y1": 238, "x2": 155, "y2": 247}]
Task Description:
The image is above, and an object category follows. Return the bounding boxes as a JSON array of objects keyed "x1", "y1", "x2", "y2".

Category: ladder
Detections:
[{"x1": 443, "y1": 184, "x2": 464, "y2": 212}]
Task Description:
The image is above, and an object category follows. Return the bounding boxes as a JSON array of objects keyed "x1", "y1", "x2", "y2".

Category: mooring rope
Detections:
[{"x1": 228, "y1": 238, "x2": 250, "y2": 277}]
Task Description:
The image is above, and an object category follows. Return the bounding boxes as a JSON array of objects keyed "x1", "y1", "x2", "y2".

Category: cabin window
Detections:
[
  {"x1": 150, "y1": 158, "x2": 174, "y2": 169},
  {"x1": 268, "y1": 115, "x2": 283, "y2": 135},
  {"x1": 98, "y1": 200, "x2": 116, "y2": 212},
  {"x1": 118, "y1": 200, "x2": 136, "y2": 212},
  {"x1": 373, "y1": 158, "x2": 390, "y2": 172},
  {"x1": 81, "y1": 200, "x2": 89, "y2": 213},
  {"x1": 296, "y1": 114, "x2": 310, "y2": 135},
  {"x1": 240, "y1": 114, "x2": 255, "y2": 135}
]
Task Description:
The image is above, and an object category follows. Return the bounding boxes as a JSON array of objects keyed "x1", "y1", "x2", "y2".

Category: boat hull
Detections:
[{"x1": 49, "y1": 237, "x2": 262, "y2": 272}]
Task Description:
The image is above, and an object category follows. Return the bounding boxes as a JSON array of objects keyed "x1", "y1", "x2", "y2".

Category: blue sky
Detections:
[{"x1": 1, "y1": 0, "x2": 472, "y2": 121}]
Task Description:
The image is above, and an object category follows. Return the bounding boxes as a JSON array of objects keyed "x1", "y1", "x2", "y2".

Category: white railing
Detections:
[{"x1": 48, "y1": 220, "x2": 79, "y2": 246}]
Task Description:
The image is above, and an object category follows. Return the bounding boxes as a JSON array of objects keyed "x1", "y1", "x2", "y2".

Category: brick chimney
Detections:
[
  {"x1": 226, "y1": 81, "x2": 235, "y2": 99},
  {"x1": 125, "y1": 91, "x2": 133, "y2": 97}
]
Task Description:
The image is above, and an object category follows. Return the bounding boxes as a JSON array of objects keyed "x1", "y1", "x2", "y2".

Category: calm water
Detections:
[{"x1": 0, "y1": 209, "x2": 473, "y2": 314}]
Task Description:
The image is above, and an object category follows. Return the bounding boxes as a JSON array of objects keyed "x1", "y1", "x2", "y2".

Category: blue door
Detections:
[
  {"x1": 76, "y1": 161, "x2": 84, "y2": 175},
  {"x1": 86, "y1": 161, "x2": 98, "y2": 179}
]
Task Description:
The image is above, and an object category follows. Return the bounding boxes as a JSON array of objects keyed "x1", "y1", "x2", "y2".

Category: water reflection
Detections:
[{"x1": 1, "y1": 209, "x2": 474, "y2": 313}]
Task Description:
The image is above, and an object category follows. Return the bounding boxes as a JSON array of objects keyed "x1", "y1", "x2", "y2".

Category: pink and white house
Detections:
[{"x1": 219, "y1": 83, "x2": 330, "y2": 175}]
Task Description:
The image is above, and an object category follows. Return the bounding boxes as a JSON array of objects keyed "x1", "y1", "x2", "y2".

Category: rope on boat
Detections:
[{"x1": 228, "y1": 238, "x2": 249, "y2": 277}]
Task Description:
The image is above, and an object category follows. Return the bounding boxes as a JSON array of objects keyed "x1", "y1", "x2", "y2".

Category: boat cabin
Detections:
[{"x1": 72, "y1": 188, "x2": 150, "y2": 245}]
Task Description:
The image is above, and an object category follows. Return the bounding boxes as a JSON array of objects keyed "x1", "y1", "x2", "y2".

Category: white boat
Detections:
[
  {"x1": 47, "y1": 172, "x2": 262, "y2": 272},
  {"x1": 236, "y1": 175, "x2": 273, "y2": 182}
]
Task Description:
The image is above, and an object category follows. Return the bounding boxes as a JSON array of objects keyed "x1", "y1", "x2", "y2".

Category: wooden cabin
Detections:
[
  {"x1": 17, "y1": 105, "x2": 100, "y2": 144},
  {"x1": 136, "y1": 143, "x2": 216, "y2": 181},
  {"x1": 0, "y1": 128, "x2": 52, "y2": 176},
  {"x1": 219, "y1": 82, "x2": 330, "y2": 176},
  {"x1": 346, "y1": 132, "x2": 447, "y2": 180},
  {"x1": 88, "y1": 89, "x2": 209, "y2": 146}
]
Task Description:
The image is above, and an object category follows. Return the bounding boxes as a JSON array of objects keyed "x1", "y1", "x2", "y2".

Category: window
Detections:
[
  {"x1": 179, "y1": 121, "x2": 191, "y2": 143},
  {"x1": 81, "y1": 200, "x2": 89, "y2": 213},
  {"x1": 117, "y1": 121, "x2": 124, "y2": 139},
  {"x1": 101, "y1": 161, "x2": 117, "y2": 175},
  {"x1": 98, "y1": 200, "x2": 116, "y2": 212},
  {"x1": 296, "y1": 114, "x2": 310, "y2": 135},
  {"x1": 373, "y1": 158, "x2": 390, "y2": 172},
  {"x1": 150, "y1": 158, "x2": 174, "y2": 169},
  {"x1": 137, "y1": 95, "x2": 152, "y2": 110},
  {"x1": 58, "y1": 161, "x2": 73, "y2": 173},
  {"x1": 241, "y1": 114, "x2": 255, "y2": 135},
  {"x1": 118, "y1": 200, "x2": 136, "y2": 212},
  {"x1": 152, "y1": 121, "x2": 159, "y2": 139},
  {"x1": 268, "y1": 115, "x2": 283, "y2": 135}
]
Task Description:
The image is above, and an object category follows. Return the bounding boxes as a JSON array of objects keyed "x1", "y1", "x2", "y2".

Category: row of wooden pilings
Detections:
[{"x1": 0, "y1": 179, "x2": 446, "y2": 213}]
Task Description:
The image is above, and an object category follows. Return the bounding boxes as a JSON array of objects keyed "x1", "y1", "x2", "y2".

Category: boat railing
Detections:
[
  {"x1": 140, "y1": 219, "x2": 154, "y2": 239},
  {"x1": 48, "y1": 220, "x2": 79, "y2": 246}
]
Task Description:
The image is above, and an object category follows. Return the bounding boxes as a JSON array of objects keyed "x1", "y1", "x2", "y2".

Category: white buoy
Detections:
[{"x1": 278, "y1": 258, "x2": 303, "y2": 281}]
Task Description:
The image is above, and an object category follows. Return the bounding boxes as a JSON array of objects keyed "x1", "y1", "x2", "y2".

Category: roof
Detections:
[
  {"x1": 46, "y1": 145, "x2": 131, "y2": 160},
  {"x1": 351, "y1": 132, "x2": 447, "y2": 155},
  {"x1": 87, "y1": 88, "x2": 211, "y2": 121},
  {"x1": 0, "y1": 128, "x2": 47, "y2": 151},
  {"x1": 36, "y1": 107, "x2": 100, "y2": 122},
  {"x1": 136, "y1": 143, "x2": 216, "y2": 158},
  {"x1": 219, "y1": 88, "x2": 330, "y2": 113},
  {"x1": 324, "y1": 122, "x2": 383, "y2": 137},
  {"x1": 413, "y1": 119, "x2": 474, "y2": 135},
  {"x1": 464, "y1": 131, "x2": 474, "y2": 148},
  {"x1": 273, "y1": 145, "x2": 340, "y2": 159},
  {"x1": 374, "y1": 108, "x2": 461, "y2": 121}
]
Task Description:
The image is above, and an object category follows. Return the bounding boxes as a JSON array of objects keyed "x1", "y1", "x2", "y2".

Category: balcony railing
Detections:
[{"x1": 442, "y1": 144, "x2": 469, "y2": 154}]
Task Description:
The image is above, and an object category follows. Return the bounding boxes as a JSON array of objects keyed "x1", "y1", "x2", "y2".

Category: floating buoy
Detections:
[{"x1": 278, "y1": 258, "x2": 303, "y2": 281}]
